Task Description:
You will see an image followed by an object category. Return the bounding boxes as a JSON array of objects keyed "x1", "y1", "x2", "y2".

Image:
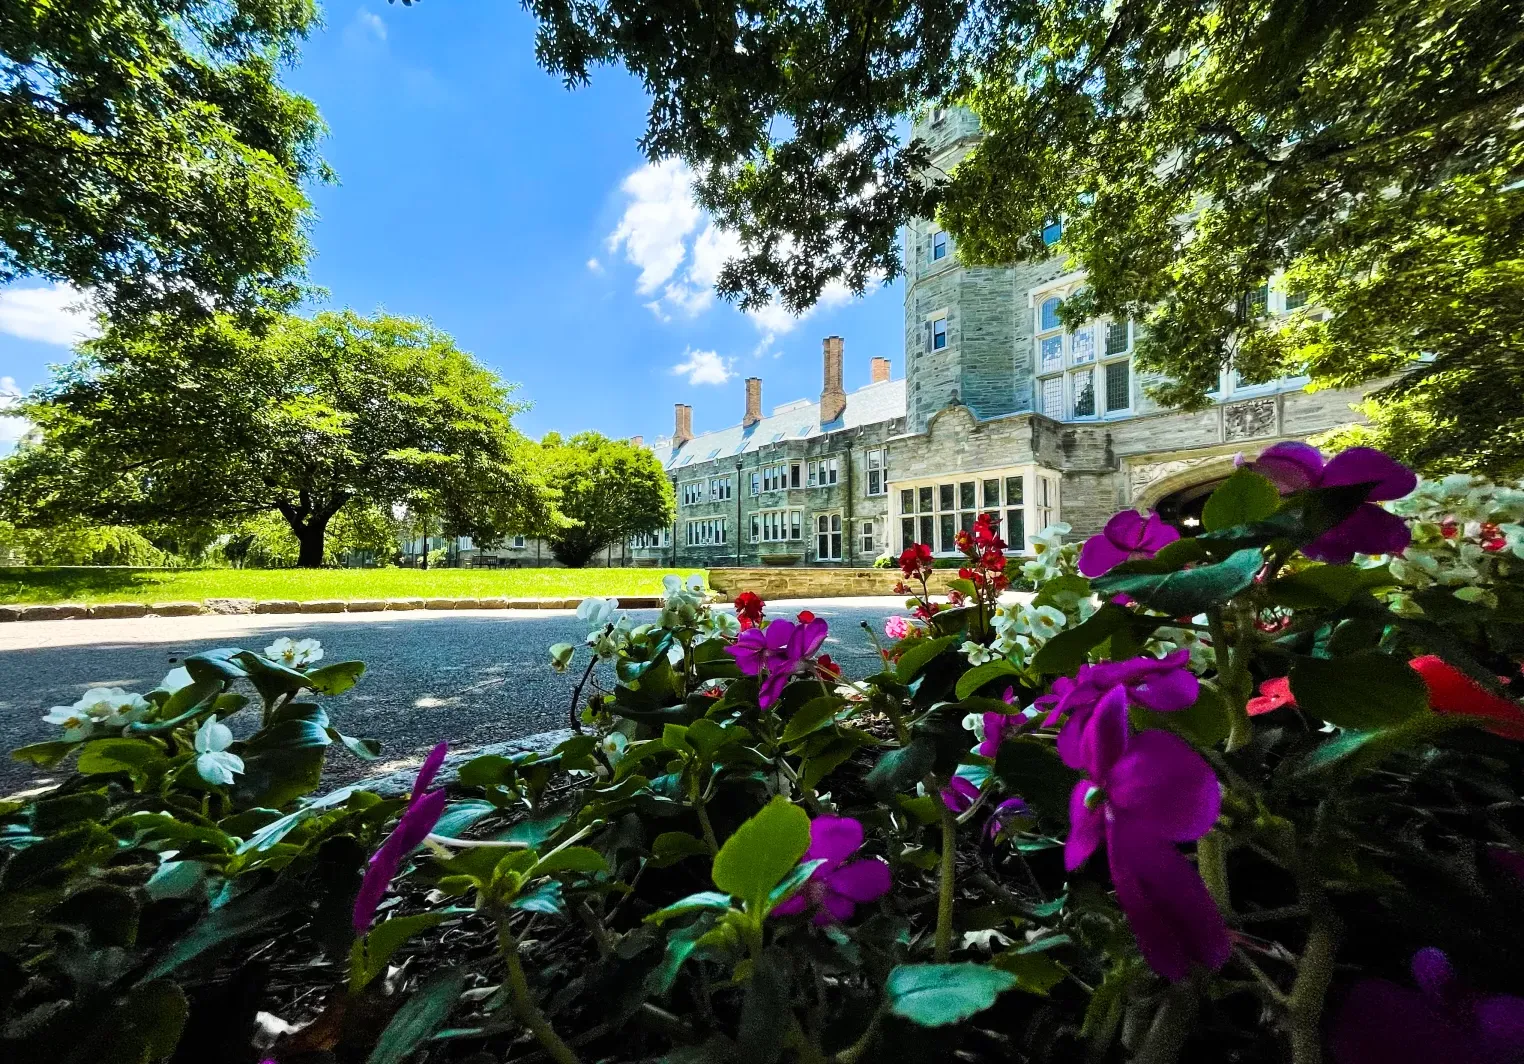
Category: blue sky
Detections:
[{"x1": 0, "y1": 0, "x2": 904, "y2": 450}]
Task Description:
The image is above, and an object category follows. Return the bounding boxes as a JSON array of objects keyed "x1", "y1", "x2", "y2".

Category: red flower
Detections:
[
  {"x1": 1481, "y1": 522, "x2": 1507, "y2": 552},
  {"x1": 1247, "y1": 676, "x2": 1295, "y2": 716},
  {"x1": 980, "y1": 547, "x2": 1006, "y2": 569},
  {"x1": 954, "y1": 529, "x2": 974, "y2": 554},
  {"x1": 892, "y1": 581, "x2": 911, "y2": 595},
  {"x1": 958, "y1": 567, "x2": 975, "y2": 580},
  {"x1": 973, "y1": 514, "x2": 1005, "y2": 551},
  {"x1": 1409, "y1": 656, "x2": 1524, "y2": 739},
  {"x1": 796, "y1": 610, "x2": 816, "y2": 624},
  {"x1": 947, "y1": 589, "x2": 966, "y2": 606},
  {"x1": 898, "y1": 543, "x2": 933, "y2": 578},
  {"x1": 1440, "y1": 517, "x2": 1460, "y2": 539},
  {"x1": 734, "y1": 591, "x2": 765, "y2": 630},
  {"x1": 818, "y1": 654, "x2": 842, "y2": 677}
]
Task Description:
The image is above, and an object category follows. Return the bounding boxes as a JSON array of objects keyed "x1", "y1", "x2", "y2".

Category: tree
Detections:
[
  {"x1": 1, "y1": 0, "x2": 327, "y2": 316},
  {"x1": 0, "y1": 311, "x2": 554, "y2": 566},
  {"x1": 518, "y1": 0, "x2": 1524, "y2": 476},
  {"x1": 536, "y1": 432, "x2": 674, "y2": 568}
]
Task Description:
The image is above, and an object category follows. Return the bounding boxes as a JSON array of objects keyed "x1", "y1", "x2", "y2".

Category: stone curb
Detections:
[{"x1": 0, "y1": 595, "x2": 666, "y2": 623}]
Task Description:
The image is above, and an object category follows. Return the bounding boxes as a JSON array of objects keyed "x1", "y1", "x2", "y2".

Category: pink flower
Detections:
[
  {"x1": 978, "y1": 711, "x2": 1028, "y2": 757},
  {"x1": 940, "y1": 774, "x2": 980, "y2": 812},
  {"x1": 986, "y1": 797, "x2": 1028, "y2": 840},
  {"x1": 353, "y1": 742, "x2": 449, "y2": 932},
  {"x1": 726, "y1": 617, "x2": 830, "y2": 708},
  {"x1": 1079, "y1": 511, "x2": 1180, "y2": 578},
  {"x1": 1251, "y1": 442, "x2": 1416, "y2": 563},
  {"x1": 771, "y1": 815, "x2": 891, "y2": 925},
  {"x1": 884, "y1": 615, "x2": 912, "y2": 641}
]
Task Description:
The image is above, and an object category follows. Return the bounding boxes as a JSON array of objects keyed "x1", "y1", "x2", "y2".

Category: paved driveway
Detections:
[{"x1": 0, "y1": 598, "x2": 903, "y2": 796}]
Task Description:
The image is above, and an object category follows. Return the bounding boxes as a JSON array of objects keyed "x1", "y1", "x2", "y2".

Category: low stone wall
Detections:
[
  {"x1": 0, "y1": 595, "x2": 663, "y2": 623},
  {"x1": 707, "y1": 566, "x2": 962, "y2": 600}
]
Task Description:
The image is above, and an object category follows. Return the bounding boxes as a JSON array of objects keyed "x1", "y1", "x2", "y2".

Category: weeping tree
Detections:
[
  {"x1": 0, "y1": 310, "x2": 554, "y2": 566},
  {"x1": 537, "y1": 432, "x2": 674, "y2": 567}
]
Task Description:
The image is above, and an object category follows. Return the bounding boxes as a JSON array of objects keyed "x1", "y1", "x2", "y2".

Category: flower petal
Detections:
[
  {"x1": 1410, "y1": 947, "x2": 1456, "y2": 1004},
  {"x1": 1304, "y1": 503, "x2": 1411, "y2": 563},
  {"x1": 1476, "y1": 992, "x2": 1524, "y2": 1061},
  {"x1": 412, "y1": 742, "x2": 449, "y2": 802},
  {"x1": 1129, "y1": 664, "x2": 1200, "y2": 713},
  {"x1": 1254, "y1": 441, "x2": 1326, "y2": 493},
  {"x1": 825, "y1": 857, "x2": 892, "y2": 903},
  {"x1": 789, "y1": 617, "x2": 830, "y2": 660},
  {"x1": 1136, "y1": 513, "x2": 1181, "y2": 553},
  {"x1": 1103, "y1": 510, "x2": 1150, "y2": 550},
  {"x1": 804, "y1": 815, "x2": 863, "y2": 866},
  {"x1": 1329, "y1": 978, "x2": 1456, "y2": 1064},
  {"x1": 770, "y1": 892, "x2": 809, "y2": 917},
  {"x1": 1320, "y1": 447, "x2": 1418, "y2": 502},
  {"x1": 1065, "y1": 783, "x2": 1104, "y2": 872},
  {"x1": 1107, "y1": 830, "x2": 1231, "y2": 982},
  {"x1": 393, "y1": 788, "x2": 449, "y2": 853},
  {"x1": 1107, "y1": 729, "x2": 1220, "y2": 842},
  {"x1": 1076, "y1": 684, "x2": 1130, "y2": 778},
  {"x1": 1409, "y1": 655, "x2": 1524, "y2": 739},
  {"x1": 1247, "y1": 675, "x2": 1295, "y2": 716},
  {"x1": 1078, "y1": 534, "x2": 1132, "y2": 578},
  {"x1": 814, "y1": 889, "x2": 858, "y2": 925}
]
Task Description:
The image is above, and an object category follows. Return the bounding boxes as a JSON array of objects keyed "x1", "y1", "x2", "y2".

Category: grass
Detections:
[{"x1": 0, "y1": 567, "x2": 707, "y2": 605}]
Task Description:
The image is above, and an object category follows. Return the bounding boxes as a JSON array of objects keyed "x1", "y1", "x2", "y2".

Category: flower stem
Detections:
[
  {"x1": 695, "y1": 799, "x2": 720, "y2": 855},
  {"x1": 935, "y1": 796, "x2": 958, "y2": 962},
  {"x1": 1133, "y1": 980, "x2": 1197, "y2": 1064},
  {"x1": 1210, "y1": 606, "x2": 1254, "y2": 751},
  {"x1": 833, "y1": 1004, "x2": 886, "y2": 1064},
  {"x1": 496, "y1": 919, "x2": 582, "y2": 1064},
  {"x1": 567, "y1": 654, "x2": 598, "y2": 734},
  {"x1": 1287, "y1": 906, "x2": 1340, "y2": 1064}
]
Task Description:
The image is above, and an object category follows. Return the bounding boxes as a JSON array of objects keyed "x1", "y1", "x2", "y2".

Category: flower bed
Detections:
[{"x1": 5, "y1": 460, "x2": 1524, "y2": 1064}]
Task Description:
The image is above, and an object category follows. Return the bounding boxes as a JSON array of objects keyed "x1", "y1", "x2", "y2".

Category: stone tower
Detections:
[{"x1": 902, "y1": 106, "x2": 1068, "y2": 433}]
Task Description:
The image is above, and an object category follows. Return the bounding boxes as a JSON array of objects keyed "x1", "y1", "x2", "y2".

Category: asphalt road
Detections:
[{"x1": 0, "y1": 599, "x2": 902, "y2": 796}]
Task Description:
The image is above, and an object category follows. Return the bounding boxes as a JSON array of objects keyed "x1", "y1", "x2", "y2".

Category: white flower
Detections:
[
  {"x1": 159, "y1": 666, "x2": 194, "y2": 694},
  {"x1": 961, "y1": 640, "x2": 994, "y2": 666},
  {"x1": 1014, "y1": 605, "x2": 1068, "y2": 641},
  {"x1": 577, "y1": 596, "x2": 621, "y2": 628},
  {"x1": 265, "y1": 637, "x2": 323, "y2": 668},
  {"x1": 194, "y1": 717, "x2": 244, "y2": 786},
  {"x1": 43, "y1": 704, "x2": 99, "y2": 741},
  {"x1": 699, "y1": 610, "x2": 740, "y2": 638},
  {"x1": 44, "y1": 687, "x2": 150, "y2": 740},
  {"x1": 549, "y1": 642, "x2": 575, "y2": 672},
  {"x1": 962, "y1": 713, "x2": 987, "y2": 739},
  {"x1": 601, "y1": 732, "x2": 628, "y2": 764}
]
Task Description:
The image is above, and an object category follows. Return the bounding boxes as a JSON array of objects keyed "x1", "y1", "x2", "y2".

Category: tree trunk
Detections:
[{"x1": 296, "y1": 521, "x2": 327, "y2": 567}]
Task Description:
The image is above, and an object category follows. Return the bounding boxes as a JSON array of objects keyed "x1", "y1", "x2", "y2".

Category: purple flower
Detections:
[
  {"x1": 1331, "y1": 948, "x2": 1524, "y2": 1064},
  {"x1": 1066, "y1": 688, "x2": 1229, "y2": 982},
  {"x1": 353, "y1": 742, "x2": 449, "y2": 933},
  {"x1": 1251, "y1": 442, "x2": 1417, "y2": 563},
  {"x1": 986, "y1": 797, "x2": 1028, "y2": 841},
  {"x1": 940, "y1": 774, "x2": 980, "y2": 812},
  {"x1": 1079, "y1": 510, "x2": 1181, "y2": 578},
  {"x1": 1039, "y1": 650, "x2": 1200, "y2": 769},
  {"x1": 978, "y1": 711, "x2": 1029, "y2": 757},
  {"x1": 771, "y1": 815, "x2": 891, "y2": 925},
  {"x1": 727, "y1": 617, "x2": 830, "y2": 708}
]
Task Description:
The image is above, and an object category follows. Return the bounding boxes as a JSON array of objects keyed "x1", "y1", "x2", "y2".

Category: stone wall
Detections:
[{"x1": 707, "y1": 566, "x2": 965, "y2": 601}]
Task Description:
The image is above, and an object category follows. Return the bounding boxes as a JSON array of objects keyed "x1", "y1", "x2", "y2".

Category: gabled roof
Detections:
[{"x1": 654, "y1": 379, "x2": 906, "y2": 471}]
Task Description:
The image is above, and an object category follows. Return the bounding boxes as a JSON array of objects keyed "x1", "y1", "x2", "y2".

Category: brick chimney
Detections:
[
  {"x1": 743, "y1": 377, "x2": 762, "y2": 427},
  {"x1": 820, "y1": 336, "x2": 846, "y2": 423},
  {"x1": 870, "y1": 357, "x2": 891, "y2": 383},
  {"x1": 629, "y1": 435, "x2": 643, "y2": 448},
  {"x1": 673, "y1": 403, "x2": 693, "y2": 446}
]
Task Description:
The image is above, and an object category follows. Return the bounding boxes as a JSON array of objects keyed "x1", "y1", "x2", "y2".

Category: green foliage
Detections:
[
  {"x1": 536, "y1": 432, "x2": 675, "y2": 567},
  {"x1": 885, "y1": 963, "x2": 1018, "y2": 1027},
  {"x1": 0, "y1": 311, "x2": 553, "y2": 566},
  {"x1": 0, "y1": 0, "x2": 327, "y2": 317},
  {"x1": 0, "y1": 521, "x2": 166, "y2": 566}
]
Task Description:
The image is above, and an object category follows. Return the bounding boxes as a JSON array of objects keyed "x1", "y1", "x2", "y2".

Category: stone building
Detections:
[{"x1": 638, "y1": 102, "x2": 1366, "y2": 568}]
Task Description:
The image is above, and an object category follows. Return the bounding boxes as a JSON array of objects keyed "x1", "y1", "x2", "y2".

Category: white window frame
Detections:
[
  {"x1": 681, "y1": 481, "x2": 704, "y2": 506},
  {"x1": 1031, "y1": 279, "x2": 1133, "y2": 421},
  {"x1": 931, "y1": 229, "x2": 948, "y2": 261},
  {"x1": 512, "y1": 535, "x2": 527, "y2": 549},
  {"x1": 859, "y1": 519, "x2": 876, "y2": 556},
  {"x1": 685, "y1": 517, "x2": 728, "y2": 547},
  {"x1": 709, "y1": 475, "x2": 732, "y2": 502},
  {"x1": 756, "y1": 508, "x2": 803, "y2": 543},
  {"x1": 815, "y1": 512, "x2": 843, "y2": 561},
  {"x1": 865, "y1": 447, "x2": 888, "y2": 496},
  {"x1": 894, "y1": 465, "x2": 1057, "y2": 557}
]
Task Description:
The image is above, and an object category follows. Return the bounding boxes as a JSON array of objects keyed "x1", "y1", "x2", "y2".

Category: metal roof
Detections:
[{"x1": 654, "y1": 379, "x2": 906, "y2": 471}]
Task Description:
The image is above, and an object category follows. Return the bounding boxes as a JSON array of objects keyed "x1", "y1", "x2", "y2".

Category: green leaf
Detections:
[
  {"x1": 993, "y1": 738, "x2": 1080, "y2": 829},
  {"x1": 885, "y1": 963, "x2": 1018, "y2": 1026},
  {"x1": 865, "y1": 736, "x2": 937, "y2": 799},
  {"x1": 710, "y1": 796, "x2": 810, "y2": 911},
  {"x1": 781, "y1": 695, "x2": 852, "y2": 742},
  {"x1": 1131, "y1": 682, "x2": 1231, "y2": 748},
  {"x1": 366, "y1": 967, "x2": 466, "y2": 1064},
  {"x1": 1031, "y1": 603, "x2": 1131, "y2": 674},
  {"x1": 182, "y1": 648, "x2": 248, "y2": 683},
  {"x1": 11, "y1": 740, "x2": 77, "y2": 767},
  {"x1": 1091, "y1": 547, "x2": 1264, "y2": 616},
  {"x1": 646, "y1": 914, "x2": 714, "y2": 995},
  {"x1": 767, "y1": 859, "x2": 825, "y2": 908},
  {"x1": 1031, "y1": 574, "x2": 1094, "y2": 610},
  {"x1": 146, "y1": 885, "x2": 300, "y2": 979},
  {"x1": 533, "y1": 845, "x2": 608, "y2": 876},
  {"x1": 77, "y1": 738, "x2": 166, "y2": 780},
  {"x1": 955, "y1": 659, "x2": 1023, "y2": 700},
  {"x1": 1268, "y1": 564, "x2": 1371, "y2": 609},
  {"x1": 331, "y1": 730, "x2": 383, "y2": 760},
  {"x1": 430, "y1": 800, "x2": 496, "y2": 839},
  {"x1": 895, "y1": 635, "x2": 958, "y2": 685},
  {"x1": 233, "y1": 650, "x2": 314, "y2": 703},
  {"x1": 351, "y1": 913, "x2": 448, "y2": 991},
  {"x1": 495, "y1": 810, "x2": 571, "y2": 848},
  {"x1": 68, "y1": 980, "x2": 188, "y2": 1064},
  {"x1": 652, "y1": 831, "x2": 712, "y2": 867},
  {"x1": 1289, "y1": 650, "x2": 1427, "y2": 729},
  {"x1": 304, "y1": 660, "x2": 366, "y2": 696},
  {"x1": 1202, "y1": 469, "x2": 1281, "y2": 531},
  {"x1": 645, "y1": 890, "x2": 736, "y2": 925},
  {"x1": 990, "y1": 949, "x2": 1068, "y2": 995}
]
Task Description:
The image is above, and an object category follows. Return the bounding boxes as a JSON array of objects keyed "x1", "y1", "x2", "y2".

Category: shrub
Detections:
[{"x1": 6, "y1": 451, "x2": 1524, "y2": 1064}]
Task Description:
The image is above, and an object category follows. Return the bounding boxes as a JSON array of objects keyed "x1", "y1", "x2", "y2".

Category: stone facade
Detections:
[{"x1": 629, "y1": 104, "x2": 1370, "y2": 567}]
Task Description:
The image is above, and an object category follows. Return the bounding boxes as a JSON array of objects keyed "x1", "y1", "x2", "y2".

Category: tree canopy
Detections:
[
  {"x1": 1, "y1": 0, "x2": 327, "y2": 316},
  {"x1": 536, "y1": 432, "x2": 674, "y2": 568},
  {"x1": 518, "y1": 0, "x2": 1524, "y2": 476},
  {"x1": 0, "y1": 311, "x2": 554, "y2": 565}
]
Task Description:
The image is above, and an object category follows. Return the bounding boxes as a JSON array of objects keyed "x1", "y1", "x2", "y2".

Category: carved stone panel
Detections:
[{"x1": 1223, "y1": 397, "x2": 1278, "y2": 442}]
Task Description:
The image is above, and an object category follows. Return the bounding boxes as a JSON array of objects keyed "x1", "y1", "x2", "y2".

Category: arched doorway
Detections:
[{"x1": 1154, "y1": 478, "x2": 1229, "y2": 535}]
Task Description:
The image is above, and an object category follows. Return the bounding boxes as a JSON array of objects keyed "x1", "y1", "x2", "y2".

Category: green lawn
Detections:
[{"x1": 0, "y1": 567, "x2": 706, "y2": 605}]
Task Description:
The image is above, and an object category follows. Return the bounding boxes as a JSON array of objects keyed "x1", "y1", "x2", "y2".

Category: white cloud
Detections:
[
  {"x1": 0, "y1": 377, "x2": 30, "y2": 450},
  {"x1": 0, "y1": 283, "x2": 98, "y2": 345},
  {"x1": 607, "y1": 159, "x2": 703, "y2": 295},
  {"x1": 671, "y1": 349, "x2": 734, "y2": 386},
  {"x1": 344, "y1": 9, "x2": 387, "y2": 47},
  {"x1": 586, "y1": 257, "x2": 603, "y2": 273}
]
